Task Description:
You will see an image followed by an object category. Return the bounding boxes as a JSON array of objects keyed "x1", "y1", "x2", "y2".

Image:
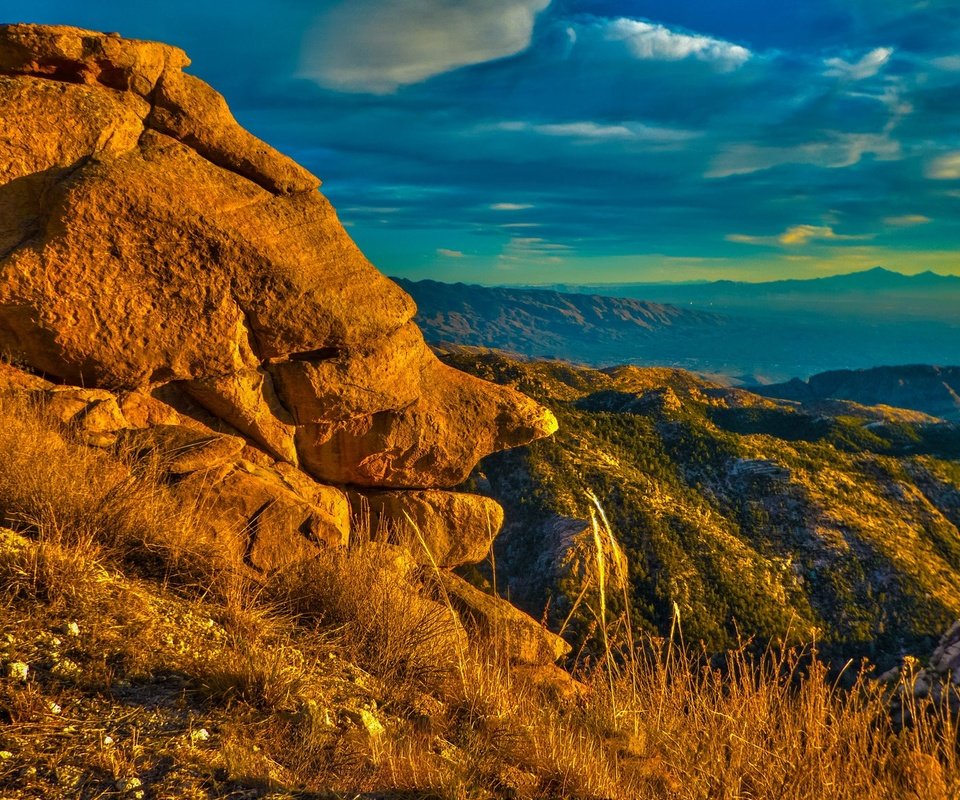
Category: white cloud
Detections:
[
  {"x1": 726, "y1": 225, "x2": 871, "y2": 247},
  {"x1": 884, "y1": 214, "x2": 931, "y2": 227},
  {"x1": 927, "y1": 152, "x2": 960, "y2": 179},
  {"x1": 490, "y1": 203, "x2": 534, "y2": 210},
  {"x1": 708, "y1": 133, "x2": 901, "y2": 178},
  {"x1": 603, "y1": 18, "x2": 751, "y2": 71},
  {"x1": 497, "y1": 235, "x2": 572, "y2": 266},
  {"x1": 824, "y1": 47, "x2": 894, "y2": 81},
  {"x1": 437, "y1": 248, "x2": 466, "y2": 258},
  {"x1": 301, "y1": 0, "x2": 551, "y2": 93},
  {"x1": 496, "y1": 119, "x2": 698, "y2": 143}
]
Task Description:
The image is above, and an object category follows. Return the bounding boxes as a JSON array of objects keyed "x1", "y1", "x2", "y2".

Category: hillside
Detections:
[
  {"x1": 756, "y1": 365, "x2": 960, "y2": 422},
  {"x1": 395, "y1": 277, "x2": 730, "y2": 366},
  {"x1": 443, "y1": 348, "x2": 960, "y2": 660}
]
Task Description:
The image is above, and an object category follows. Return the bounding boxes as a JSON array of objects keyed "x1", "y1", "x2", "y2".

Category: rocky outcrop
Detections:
[
  {"x1": 883, "y1": 622, "x2": 960, "y2": 728},
  {"x1": 0, "y1": 25, "x2": 563, "y2": 664},
  {"x1": 433, "y1": 572, "x2": 571, "y2": 666},
  {"x1": 350, "y1": 489, "x2": 503, "y2": 567}
]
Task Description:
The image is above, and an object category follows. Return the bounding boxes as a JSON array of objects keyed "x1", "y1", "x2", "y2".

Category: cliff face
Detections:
[{"x1": 0, "y1": 24, "x2": 560, "y2": 653}]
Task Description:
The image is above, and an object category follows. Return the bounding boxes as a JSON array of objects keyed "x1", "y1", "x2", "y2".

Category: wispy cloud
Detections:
[
  {"x1": 779, "y1": 225, "x2": 861, "y2": 245},
  {"x1": 927, "y1": 152, "x2": 960, "y2": 179},
  {"x1": 603, "y1": 18, "x2": 751, "y2": 71},
  {"x1": 497, "y1": 236, "x2": 573, "y2": 267},
  {"x1": 727, "y1": 225, "x2": 871, "y2": 247},
  {"x1": 496, "y1": 119, "x2": 698, "y2": 143},
  {"x1": 300, "y1": 0, "x2": 550, "y2": 93},
  {"x1": 824, "y1": 47, "x2": 894, "y2": 80},
  {"x1": 437, "y1": 248, "x2": 466, "y2": 258},
  {"x1": 884, "y1": 214, "x2": 931, "y2": 227},
  {"x1": 490, "y1": 203, "x2": 534, "y2": 211},
  {"x1": 708, "y1": 133, "x2": 901, "y2": 178}
]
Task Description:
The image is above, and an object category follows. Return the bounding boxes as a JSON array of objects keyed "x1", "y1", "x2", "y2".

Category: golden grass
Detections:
[{"x1": 0, "y1": 390, "x2": 956, "y2": 798}]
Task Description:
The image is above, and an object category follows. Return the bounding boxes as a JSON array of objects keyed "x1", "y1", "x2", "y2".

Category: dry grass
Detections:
[{"x1": 0, "y1": 390, "x2": 957, "y2": 798}]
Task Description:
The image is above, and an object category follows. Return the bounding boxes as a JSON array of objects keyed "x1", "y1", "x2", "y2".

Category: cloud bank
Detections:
[{"x1": 300, "y1": 0, "x2": 551, "y2": 93}]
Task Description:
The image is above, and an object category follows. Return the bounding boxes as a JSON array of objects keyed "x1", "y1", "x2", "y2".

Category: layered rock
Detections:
[{"x1": 0, "y1": 25, "x2": 563, "y2": 663}]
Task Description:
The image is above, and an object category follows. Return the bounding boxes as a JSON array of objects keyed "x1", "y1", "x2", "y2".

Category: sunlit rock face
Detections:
[{"x1": 0, "y1": 24, "x2": 558, "y2": 581}]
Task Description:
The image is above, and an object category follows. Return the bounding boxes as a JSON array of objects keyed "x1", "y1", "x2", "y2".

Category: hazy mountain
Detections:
[
  {"x1": 393, "y1": 277, "x2": 735, "y2": 366},
  {"x1": 756, "y1": 365, "x2": 960, "y2": 422},
  {"x1": 539, "y1": 267, "x2": 960, "y2": 322},
  {"x1": 399, "y1": 272, "x2": 960, "y2": 382},
  {"x1": 445, "y1": 348, "x2": 960, "y2": 661}
]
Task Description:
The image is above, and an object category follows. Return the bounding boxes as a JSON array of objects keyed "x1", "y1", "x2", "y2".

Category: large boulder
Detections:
[
  {"x1": 0, "y1": 23, "x2": 556, "y2": 494},
  {"x1": 349, "y1": 489, "x2": 504, "y2": 567},
  {"x1": 433, "y1": 572, "x2": 571, "y2": 666}
]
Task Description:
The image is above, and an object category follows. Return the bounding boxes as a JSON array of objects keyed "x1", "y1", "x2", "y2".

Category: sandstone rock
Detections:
[
  {"x1": 0, "y1": 24, "x2": 557, "y2": 548},
  {"x1": 149, "y1": 68, "x2": 317, "y2": 195},
  {"x1": 173, "y1": 459, "x2": 349, "y2": 573},
  {"x1": 0, "y1": 24, "x2": 188, "y2": 96},
  {"x1": 33, "y1": 386, "x2": 129, "y2": 445},
  {"x1": 117, "y1": 424, "x2": 245, "y2": 475},
  {"x1": 0, "y1": 362, "x2": 51, "y2": 391},
  {"x1": 297, "y1": 362, "x2": 558, "y2": 488},
  {"x1": 117, "y1": 390, "x2": 183, "y2": 428},
  {"x1": 182, "y1": 369, "x2": 298, "y2": 464},
  {"x1": 432, "y1": 572, "x2": 570, "y2": 665},
  {"x1": 350, "y1": 489, "x2": 503, "y2": 567},
  {"x1": 268, "y1": 322, "x2": 429, "y2": 424}
]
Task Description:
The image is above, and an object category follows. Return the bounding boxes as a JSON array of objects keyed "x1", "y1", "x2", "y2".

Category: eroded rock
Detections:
[
  {"x1": 432, "y1": 572, "x2": 570, "y2": 666},
  {"x1": 350, "y1": 489, "x2": 503, "y2": 567},
  {"x1": 0, "y1": 25, "x2": 561, "y2": 648},
  {"x1": 173, "y1": 459, "x2": 349, "y2": 573}
]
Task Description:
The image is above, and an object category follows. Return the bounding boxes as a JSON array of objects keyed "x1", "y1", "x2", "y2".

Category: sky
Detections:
[{"x1": 12, "y1": 0, "x2": 960, "y2": 283}]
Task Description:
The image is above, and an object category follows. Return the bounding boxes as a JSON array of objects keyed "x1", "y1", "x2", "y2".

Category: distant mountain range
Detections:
[
  {"x1": 756, "y1": 365, "x2": 960, "y2": 422},
  {"x1": 536, "y1": 267, "x2": 960, "y2": 322},
  {"x1": 392, "y1": 278, "x2": 730, "y2": 366},
  {"x1": 397, "y1": 269, "x2": 960, "y2": 383}
]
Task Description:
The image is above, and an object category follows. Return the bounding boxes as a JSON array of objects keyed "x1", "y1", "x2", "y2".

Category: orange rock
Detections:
[
  {"x1": 0, "y1": 24, "x2": 188, "y2": 95},
  {"x1": 0, "y1": 23, "x2": 556, "y2": 497},
  {"x1": 173, "y1": 459, "x2": 349, "y2": 573},
  {"x1": 297, "y1": 362, "x2": 558, "y2": 487},
  {"x1": 432, "y1": 572, "x2": 571, "y2": 666},
  {"x1": 349, "y1": 489, "x2": 504, "y2": 567}
]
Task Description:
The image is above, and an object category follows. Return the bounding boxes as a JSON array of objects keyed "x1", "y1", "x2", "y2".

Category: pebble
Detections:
[
  {"x1": 190, "y1": 728, "x2": 210, "y2": 743},
  {"x1": 117, "y1": 776, "x2": 144, "y2": 798},
  {"x1": 5, "y1": 661, "x2": 28, "y2": 682}
]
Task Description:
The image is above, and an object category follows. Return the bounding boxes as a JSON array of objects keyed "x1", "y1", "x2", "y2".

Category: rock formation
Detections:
[
  {"x1": 883, "y1": 621, "x2": 960, "y2": 728},
  {"x1": 0, "y1": 25, "x2": 563, "y2": 663}
]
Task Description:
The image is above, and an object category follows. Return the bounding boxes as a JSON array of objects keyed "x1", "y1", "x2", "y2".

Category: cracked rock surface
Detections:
[{"x1": 0, "y1": 25, "x2": 562, "y2": 660}]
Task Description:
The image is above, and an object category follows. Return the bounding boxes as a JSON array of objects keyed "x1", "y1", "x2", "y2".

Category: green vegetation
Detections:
[{"x1": 446, "y1": 350, "x2": 960, "y2": 660}]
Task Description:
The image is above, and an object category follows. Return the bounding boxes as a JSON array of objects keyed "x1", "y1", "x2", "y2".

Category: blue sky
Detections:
[{"x1": 14, "y1": 0, "x2": 960, "y2": 283}]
